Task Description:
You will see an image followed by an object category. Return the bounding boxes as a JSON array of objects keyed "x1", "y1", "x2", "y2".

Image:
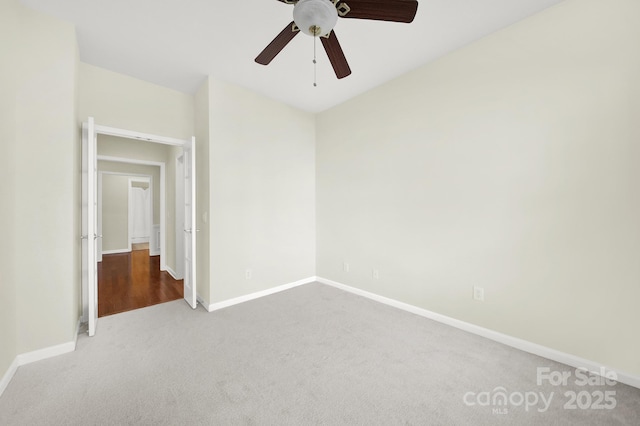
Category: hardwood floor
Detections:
[{"x1": 97, "y1": 249, "x2": 183, "y2": 317}]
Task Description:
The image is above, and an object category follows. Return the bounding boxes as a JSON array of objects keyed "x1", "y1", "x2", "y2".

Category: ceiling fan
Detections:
[{"x1": 255, "y1": 0, "x2": 419, "y2": 79}]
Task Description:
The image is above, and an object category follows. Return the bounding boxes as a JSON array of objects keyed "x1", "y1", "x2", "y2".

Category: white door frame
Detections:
[
  {"x1": 82, "y1": 120, "x2": 197, "y2": 331},
  {"x1": 82, "y1": 119, "x2": 98, "y2": 335}
]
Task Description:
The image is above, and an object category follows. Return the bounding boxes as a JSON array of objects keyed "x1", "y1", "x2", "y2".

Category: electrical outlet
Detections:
[
  {"x1": 372, "y1": 269, "x2": 380, "y2": 279},
  {"x1": 343, "y1": 262, "x2": 350, "y2": 273},
  {"x1": 245, "y1": 269, "x2": 252, "y2": 280},
  {"x1": 473, "y1": 286, "x2": 485, "y2": 302}
]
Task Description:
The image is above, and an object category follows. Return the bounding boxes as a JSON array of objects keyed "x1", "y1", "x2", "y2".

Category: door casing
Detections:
[{"x1": 82, "y1": 118, "x2": 197, "y2": 331}]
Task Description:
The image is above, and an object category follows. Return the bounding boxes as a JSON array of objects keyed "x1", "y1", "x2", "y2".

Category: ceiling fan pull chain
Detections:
[{"x1": 313, "y1": 32, "x2": 317, "y2": 87}]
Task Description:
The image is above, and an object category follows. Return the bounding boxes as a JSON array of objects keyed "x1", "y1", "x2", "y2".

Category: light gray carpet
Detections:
[{"x1": 0, "y1": 282, "x2": 638, "y2": 425}]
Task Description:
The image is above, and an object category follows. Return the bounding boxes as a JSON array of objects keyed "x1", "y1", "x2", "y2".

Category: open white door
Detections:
[
  {"x1": 82, "y1": 117, "x2": 98, "y2": 336},
  {"x1": 175, "y1": 155, "x2": 185, "y2": 279},
  {"x1": 183, "y1": 137, "x2": 197, "y2": 309}
]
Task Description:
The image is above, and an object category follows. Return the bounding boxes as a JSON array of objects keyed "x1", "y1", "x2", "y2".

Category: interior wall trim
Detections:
[
  {"x1": 0, "y1": 358, "x2": 19, "y2": 398},
  {"x1": 196, "y1": 294, "x2": 208, "y2": 311},
  {"x1": 3, "y1": 277, "x2": 636, "y2": 399},
  {"x1": 316, "y1": 276, "x2": 640, "y2": 390},
  {"x1": 0, "y1": 340, "x2": 77, "y2": 399},
  {"x1": 0, "y1": 320, "x2": 82, "y2": 398},
  {"x1": 16, "y1": 341, "x2": 77, "y2": 367},
  {"x1": 101, "y1": 249, "x2": 131, "y2": 255},
  {"x1": 206, "y1": 276, "x2": 317, "y2": 312},
  {"x1": 165, "y1": 265, "x2": 179, "y2": 281}
]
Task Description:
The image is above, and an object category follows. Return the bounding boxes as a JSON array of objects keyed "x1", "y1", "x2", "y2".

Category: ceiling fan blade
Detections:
[
  {"x1": 276, "y1": 0, "x2": 298, "y2": 4},
  {"x1": 320, "y1": 30, "x2": 351, "y2": 79},
  {"x1": 336, "y1": 0, "x2": 418, "y2": 23},
  {"x1": 255, "y1": 22, "x2": 300, "y2": 65}
]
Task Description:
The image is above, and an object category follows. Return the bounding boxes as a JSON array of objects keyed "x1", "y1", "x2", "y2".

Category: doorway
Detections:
[
  {"x1": 82, "y1": 118, "x2": 197, "y2": 336},
  {"x1": 95, "y1": 168, "x2": 183, "y2": 317},
  {"x1": 96, "y1": 158, "x2": 166, "y2": 266}
]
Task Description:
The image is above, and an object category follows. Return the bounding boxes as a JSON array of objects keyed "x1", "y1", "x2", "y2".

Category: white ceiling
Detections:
[{"x1": 20, "y1": 0, "x2": 565, "y2": 112}]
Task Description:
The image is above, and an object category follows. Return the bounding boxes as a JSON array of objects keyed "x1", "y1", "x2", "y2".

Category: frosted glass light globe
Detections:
[{"x1": 293, "y1": 0, "x2": 338, "y2": 37}]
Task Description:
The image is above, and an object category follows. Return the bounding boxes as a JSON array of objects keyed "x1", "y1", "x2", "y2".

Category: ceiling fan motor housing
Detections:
[{"x1": 293, "y1": 0, "x2": 338, "y2": 36}]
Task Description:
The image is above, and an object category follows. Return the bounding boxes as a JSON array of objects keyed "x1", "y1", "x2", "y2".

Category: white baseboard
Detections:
[
  {"x1": 0, "y1": 357, "x2": 19, "y2": 398},
  {"x1": 316, "y1": 277, "x2": 640, "y2": 390},
  {"x1": 196, "y1": 294, "x2": 209, "y2": 312},
  {"x1": 166, "y1": 266, "x2": 179, "y2": 280},
  {"x1": 75, "y1": 318, "x2": 82, "y2": 344},
  {"x1": 207, "y1": 276, "x2": 316, "y2": 312},
  {"x1": 1, "y1": 338, "x2": 77, "y2": 398},
  {"x1": 0, "y1": 319, "x2": 82, "y2": 398},
  {"x1": 101, "y1": 248, "x2": 131, "y2": 255},
  {"x1": 17, "y1": 341, "x2": 76, "y2": 366}
]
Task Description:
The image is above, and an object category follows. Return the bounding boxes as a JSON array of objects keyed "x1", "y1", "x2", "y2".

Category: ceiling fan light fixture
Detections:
[{"x1": 293, "y1": 0, "x2": 338, "y2": 37}]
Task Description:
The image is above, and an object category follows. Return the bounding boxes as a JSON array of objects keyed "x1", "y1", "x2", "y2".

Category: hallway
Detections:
[{"x1": 97, "y1": 247, "x2": 183, "y2": 317}]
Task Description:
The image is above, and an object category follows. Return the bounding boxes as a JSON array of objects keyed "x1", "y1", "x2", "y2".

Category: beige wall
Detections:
[
  {"x1": 208, "y1": 78, "x2": 316, "y2": 302},
  {"x1": 99, "y1": 161, "x2": 161, "y2": 224},
  {"x1": 194, "y1": 79, "x2": 211, "y2": 305},
  {"x1": 100, "y1": 174, "x2": 131, "y2": 251},
  {"x1": 0, "y1": 0, "x2": 19, "y2": 382},
  {"x1": 8, "y1": 2, "x2": 79, "y2": 355},
  {"x1": 78, "y1": 63, "x2": 194, "y2": 140},
  {"x1": 317, "y1": 0, "x2": 640, "y2": 375}
]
